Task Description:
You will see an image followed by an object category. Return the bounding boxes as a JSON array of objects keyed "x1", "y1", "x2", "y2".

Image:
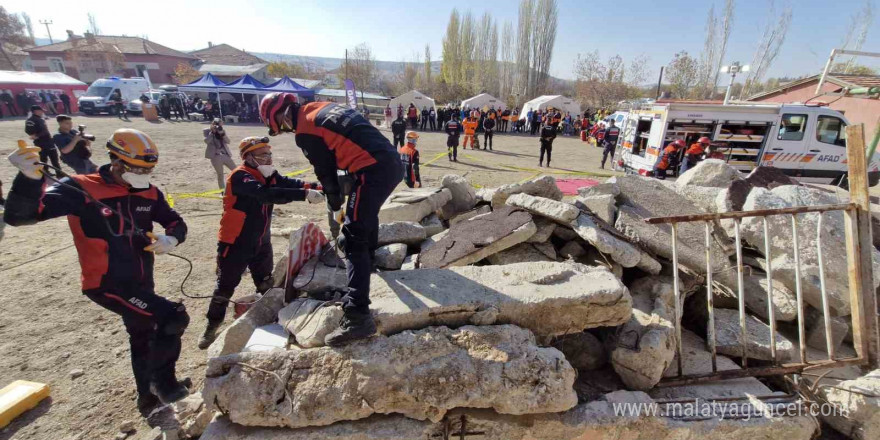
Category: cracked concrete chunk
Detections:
[
  {"x1": 571, "y1": 213, "x2": 640, "y2": 268},
  {"x1": 419, "y1": 214, "x2": 445, "y2": 237},
  {"x1": 419, "y1": 206, "x2": 536, "y2": 268},
  {"x1": 374, "y1": 243, "x2": 407, "y2": 270},
  {"x1": 377, "y1": 222, "x2": 426, "y2": 246},
  {"x1": 714, "y1": 308, "x2": 796, "y2": 362},
  {"x1": 439, "y1": 174, "x2": 478, "y2": 218},
  {"x1": 527, "y1": 218, "x2": 557, "y2": 243},
  {"x1": 204, "y1": 325, "x2": 577, "y2": 428},
  {"x1": 675, "y1": 159, "x2": 743, "y2": 189},
  {"x1": 818, "y1": 369, "x2": 880, "y2": 440},
  {"x1": 278, "y1": 299, "x2": 343, "y2": 348},
  {"x1": 380, "y1": 187, "x2": 452, "y2": 223},
  {"x1": 448, "y1": 205, "x2": 491, "y2": 226},
  {"x1": 207, "y1": 288, "x2": 286, "y2": 359},
  {"x1": 490, "y1": 175, "x2": 564, "y2": 207},
  {"x1": 486, "y1": 242, "x2": 553, "y2": 265},
  {"x1": 505, "y1": 193, "x2": 580, "y2": 224},
  {"x1": 577, "y1": 181, "x2": 619, "y2": 198},
  {"x1": 575, "y1": 194, "x2": 617, "y2": 224}
]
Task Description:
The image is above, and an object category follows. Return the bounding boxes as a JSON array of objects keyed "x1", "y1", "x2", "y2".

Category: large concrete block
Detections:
[
  {"x1": 505, "y1": 193, "x2": 580, "y2": 224},
  {"x1": 489, "y1": 175, "x2": 564, "y2": 207},
  {"x1": 675, "y1": 159, "x2": 743, "y2": 189},
  {"x1": 714, "y1": 308, "x2": 796, "y2": 362},
  {"x1": 204, "y1": 325, "x2": 577, "y2": 428},
  {"x1": 439, "y1": 174, "x2": 478, "y2": 218},
  {"x1": 379, "y1": 187, "x2": 453, "y2": 223},
  {"x1": 819, "y1": 369, "x2": 880, "y2": 440},
  {"x1": 207, "y1": 288, "x2": 286, "y2": 359},
  {"x1": 377, "y1": 222, "x2": 426, "y2": 246}
]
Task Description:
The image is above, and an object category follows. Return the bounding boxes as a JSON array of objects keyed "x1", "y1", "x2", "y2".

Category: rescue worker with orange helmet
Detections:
[
  {"x1": 654, "y1": 139, "x2": 686, "y2": 179},
  {"x1": 400, "y1": 131, "x2": 422, "y2": 188},
  {"x1": 680, "y1": 136, "x2": 711, "y2": 174},
  {"x1": 462, "y1": 115, "x2": 479, "y2": 149},
  {"x1": 198, "y1": 136, "x2": 325, "y2": 349},
  {"x1": 259, "y1": 92, "x2": 403, "y2": 346},
  {"x1": 5, "y1": 129, "x2": 191, "y2": 416}
]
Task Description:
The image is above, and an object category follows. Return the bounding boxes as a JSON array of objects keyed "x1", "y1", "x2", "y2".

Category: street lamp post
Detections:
[{"x1": 720, "y1": 62, "x2": 750, "y2": 105}]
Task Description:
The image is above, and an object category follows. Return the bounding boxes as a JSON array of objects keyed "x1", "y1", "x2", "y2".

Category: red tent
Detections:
[{"x1": 0, "y1": 70, "x2": 88, "y2": 114}]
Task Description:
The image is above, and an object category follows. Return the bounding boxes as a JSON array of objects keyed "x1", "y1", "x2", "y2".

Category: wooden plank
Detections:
[{"x1": 844, "y1": 123, "x2": 880, "y2": 370}]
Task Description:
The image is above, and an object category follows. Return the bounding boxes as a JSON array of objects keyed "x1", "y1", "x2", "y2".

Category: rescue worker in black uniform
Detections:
[
  {"x1": 198, "y1": 136, "x2": 325, "y2": 348},
  {"x1": 399, "y1": 131, "x2": 422, "y2": 188},
  {"x1": 539, "y1": 122, "x2": 557, "y2": 167},
  {"x1": 25, "y1": 105, "x2": 61, "y2": 175},
  {"x1": 483, "y1": 116, "x2": 496, "y2": 151},
  {"x1": 5, "y1": 129, "x2": 191, "y2": 416},
  {"x1": 444, "y1": 115, "x2": 462, "y2": 162},
  {"x1": 600, "y1": 119, "x2": 621, "y2": 169},
  {"x1": 391, "y1": 114, "x2": 407, "y2": 148},
  {"x1": 259, "y1": 92, "x2": 403, "y2": 346}
]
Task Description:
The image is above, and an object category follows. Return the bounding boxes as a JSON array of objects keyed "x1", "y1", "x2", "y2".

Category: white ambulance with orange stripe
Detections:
[{"x1": 614, "y1": 102, "x2": 879, "y2": 186}]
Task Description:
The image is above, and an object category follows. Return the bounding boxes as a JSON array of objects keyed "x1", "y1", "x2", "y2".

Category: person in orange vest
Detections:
[
  {"x1": 399, "y1": 131, "x2": 421, "y2": 188},
  {"x1": 680, "y1": 136, "x2": 711, "y2": 174},
  {"x1": 654, "y1": 139, "x2": 686, "y2": 179},
  {"x1": 462, "y1": 115, "x2": 479, "y2": 149}
]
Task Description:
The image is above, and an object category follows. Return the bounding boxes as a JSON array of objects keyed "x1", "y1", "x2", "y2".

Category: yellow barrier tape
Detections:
[
  {"x1": 518, "y1": 171, "x2": 543, "y2": 183},
  {"x1": 423, "y1": 152, "x2": 449, "y2": 167},
  {"x1": 165, "y1": 167, "x2": 313, "y2": 208}
]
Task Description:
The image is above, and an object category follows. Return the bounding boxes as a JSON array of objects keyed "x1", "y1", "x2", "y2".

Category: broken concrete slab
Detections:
[
  {"x1": 489, "y1": 175, "x2": 564, "y2": 207},
  {"x1": 714, "y1": 308, "x2": 796, "y2": 362},
  {"x1": 278, "y1": 298, "x2": 343, "y2": 348},
  {"x1": 805, "y1": 311, "x2": 849, "y2": 353},
  {"x1": 379, "y1": 187, "x2": 452, "y2": 224},
  {"x1": 743, "y1": 276, "x2": 798, "y2": 322},
  {"x1": 207, "y1": 288, "x2": 286, "y2": 359},
  {"x1": 551, "y1": 331, "x2": 606, "y2": 371},
  {"x1": 676, "y1": 186, "x2": 723, "y2": 214},
  {"x1": 726, "y1": 166, "x2": 799, "y2": 211},
  {"x1": 419, "y1": 206, "x2": 536, "y2": 269},
  {"x1": 377, "y1": 222, "x2": 426, "y2": 246},
  {"x1": 559, "y1": 241, "x2": 586, "y2": 259},
  {"x1": 611, "y1": 276, "x2": 677, "y2": 391},
  {"x1": 571, "y1": 212, "x2": 641, "y2": 268},
  {"x1": 448, "y1": 205, "x2": 491, "y2": 226},
  {"x1": 204, "y1": 325, "x2": 577, "y2": 428},
  {"x1": 575, "y1": 195, "x2": 617, "y2": 224},
  {"x1": 739, "y1": 185, "x2": 880, "y2": 316},
  {"x1": 486, "y1": 242, "x2": 553, "y2": 265},
  {"x1": 374, "y1": 243, "x2": 407, "y2": 270},
  {"x1": 577, "y1": 181, "x2": 619, "y2": 198},
  {"x1": 505, "y1": 193, "x2": 580, "y2": 224},
  {"x1": 818, "y1": 369, "x2": 880, "y2": 440},
  {"x1": 675, "y1": 159, "x2": 742, "y2": 189},
  {"x1": 526, "y1": 218, "x2": 557, "y2": 243},
  {"x1": 202, "y1": 389, "x2": 817, "y2": 440},
  {"x1": 419, "y1": 214, "x2": 445, "y2": 237},
  {"x1": 439, "y1": 174, "x2": 478, "y2": 218},
  {"x1": 291, "y1": 253, "x2": 347, "y2": 294}
]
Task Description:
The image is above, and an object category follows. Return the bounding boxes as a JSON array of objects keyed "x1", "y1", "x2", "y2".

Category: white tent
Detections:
[
  {"x1": 461, "y1": 93, "x2": 507, "y2": 111},
  {"x1": 518, "y1": 95, "x2": 582, "y2": 120},
  {"x1": 389, "y1": 90, "x2": 436, "y2": 120}
]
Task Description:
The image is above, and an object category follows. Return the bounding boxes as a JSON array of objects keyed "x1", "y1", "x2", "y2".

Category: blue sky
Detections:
[{"x1": 6, "y1": 0, "x2": 878, "y2": 81}]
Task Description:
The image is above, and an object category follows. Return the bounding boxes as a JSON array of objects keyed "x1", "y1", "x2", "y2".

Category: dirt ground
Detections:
[{"x1": 0, "y1": 114, "x2": 618, "y2": 440}]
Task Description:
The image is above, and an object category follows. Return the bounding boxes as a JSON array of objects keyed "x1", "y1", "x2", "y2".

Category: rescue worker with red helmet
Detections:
[
  {"x1": 680, "y1": 136, "x2": 711, "y2": 174},
  {"x1": 400, "y1": 131, "x2": 422, "y2": 188},
  {"x1": 198, "y1": 136, "x2": 325, "y2": 349},
  {"x1": 259, "y1": 92, "x2": 403, "y2": 346},
  {"x1": 5, "y1": 129, "x2": 190, "y2": 416},
  {"x1": 654, "y1": 139, "x2": 686, "y2": 179}
]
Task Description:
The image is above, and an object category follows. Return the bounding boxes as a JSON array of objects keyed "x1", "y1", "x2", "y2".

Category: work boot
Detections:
[
  {"x1": 197, "y1": 320, "x2": 223, "y2": 350},
  {"x1": 150, "y1": 378, "x2": 190, "y2": 405},
  {"x1": 325, "y1": 310, "x2": 377, "y2": 347},
  {"x1": 137, "y1": 392, "x2": 160, "y2": 418}
]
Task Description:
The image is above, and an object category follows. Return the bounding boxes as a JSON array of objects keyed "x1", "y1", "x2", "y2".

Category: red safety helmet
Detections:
[
  {"x1": 698, "y1": 136, "x2": 711, "y2": 144},
  {"x1": 259, "y1": 92, "x2": 298, "y2": 136},
  {"x1": 672, "y1": 139, "x2": 686, "y2": 148}
]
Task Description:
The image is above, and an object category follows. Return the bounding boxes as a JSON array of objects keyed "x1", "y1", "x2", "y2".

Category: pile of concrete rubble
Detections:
[{"x1": 186, "y1": 160, "x2": 879, "y2": 440}]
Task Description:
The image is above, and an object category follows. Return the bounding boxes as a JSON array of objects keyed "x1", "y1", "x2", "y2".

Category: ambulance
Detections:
[{"x1": 614, "y1": 101, "x2": 879, "y2": 186}]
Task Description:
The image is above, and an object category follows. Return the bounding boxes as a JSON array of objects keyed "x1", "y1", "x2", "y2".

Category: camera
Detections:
[{"x1": 78, "y1": 125, "x2": 96, "y2": 141}]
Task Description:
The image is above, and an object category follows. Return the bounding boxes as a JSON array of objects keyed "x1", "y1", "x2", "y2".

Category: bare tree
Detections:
[
  {"x1": 341, "y1": 43, "x2": 378, "y2": 92},
  {"x1": 665, "y1": 51, "x2": 699, "y2": 99},
  {"x1": 697, "y1": 5, "x2": 717, "y2": 98},
  {"x1": 529, "y1": 0, "x2": 558, "y2": 96},
  {"x1": 87, "y1": 12, "x2": 100, "y2": 35},
  {"x1": 459, "y1": 10, "x2": 476, "y2": 94},
  {"x1": 515, "y1": 0, "x2": 533, "y2": 100},
  {"x1": 441, "y1": 9, "x2": 461, "y2": 85},
  {"x1": 711, "y1": 0, "x2": 735, "y2": 96},
  {"x1": 740, "y1": 0, "x2": 791, "y2": 99},
  {"x1": 20, "y1": 12, "x2": 34, "y2": 44},
  {"x1": 574, "y1": 51, "x2": 648, "y2": 109},
  {"x1": 499, "y1": 20, "x2": 515, "y2": 102},
  {"x1": 840, "y1": 0, "x2": 874, "y2": 74},
  {"x1": 0, "y1": 6, "x2": 30, "y2": 70},
  {"x1": 424, "y1": 44, "x2": 432, "y2": 89}
]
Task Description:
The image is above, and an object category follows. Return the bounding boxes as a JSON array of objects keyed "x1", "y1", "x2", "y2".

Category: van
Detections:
[
  {"x1": 614, "y1": 102, "x2": 879, "y2": 186},
  {"x1": 77, "y1": 77, "x2": 151, "y2": 115}
]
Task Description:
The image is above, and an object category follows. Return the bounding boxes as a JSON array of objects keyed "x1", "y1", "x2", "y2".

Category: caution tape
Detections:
[
  {"x1": 165, "y1": 167, "x2": 314, "y2": 208},
  {"x1": 423, "y1": 152, "x2": 449, "y2": 167}
]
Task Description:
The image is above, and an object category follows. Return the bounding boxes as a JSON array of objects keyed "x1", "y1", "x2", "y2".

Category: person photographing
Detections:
[{"x1": 204, "y1": 118, "x2": 236, "y2": 189}]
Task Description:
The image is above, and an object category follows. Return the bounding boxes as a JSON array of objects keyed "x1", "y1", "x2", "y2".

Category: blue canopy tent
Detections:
[
  {"x1": 222, "y1": 74, "x2": 267, "y2": 92},
  {"x1": 179, "y1": 73, "x2": 229, "y2": 117},
  {"x1": 263, "y1": 76, "x2": 316, "y2": 100}
]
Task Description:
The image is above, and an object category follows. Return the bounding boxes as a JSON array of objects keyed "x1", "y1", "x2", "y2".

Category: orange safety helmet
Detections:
[
  {"x1": 239, "y1": 136, "x2": 271, "y2": 157},
  {"x1": 672, "y1": 139, "x2": 686, "y2": 148},
  {"x1": 106, "y1": 128, "x2": 159, "y2": 168},
  {"x1": 698, "y1": 136, "x2": 711, "y2": 144}
]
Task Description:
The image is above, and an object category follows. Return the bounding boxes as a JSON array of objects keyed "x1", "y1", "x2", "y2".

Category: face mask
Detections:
[
  {"x1": 257, "y1": 165, "x2": 275, "y2": 178},
  {"x1": 122, "y1": 172, "x2": 151, "y2": 189}
]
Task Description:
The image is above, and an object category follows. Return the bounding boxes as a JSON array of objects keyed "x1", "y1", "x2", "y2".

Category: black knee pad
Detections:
[{"x1": 160, "y1": 304, "x2": 190, "y2": 337}]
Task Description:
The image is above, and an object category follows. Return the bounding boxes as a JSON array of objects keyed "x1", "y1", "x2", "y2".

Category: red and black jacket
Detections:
[
  {"x1": 218, "y1": 164, "x2": 315, "y2": 252},
  {"x1": 3, "y1": 165, "x2": 187, "y2": 294},
  {"x1": 399, "y1": 144, "x2": 420, "y2": 187},
  {"x1": 293, "y1": 102, "x2": 398, "y2": 210}
]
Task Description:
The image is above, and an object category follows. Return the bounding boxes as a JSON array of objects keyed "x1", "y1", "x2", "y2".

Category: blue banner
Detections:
[{"x1": 343, "y1": 79, "x2": 357, "y2": 110}]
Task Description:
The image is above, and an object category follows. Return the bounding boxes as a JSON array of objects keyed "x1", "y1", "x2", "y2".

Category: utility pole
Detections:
[
  {"x1": 345, "y1": 49, "x2": 349, "y2": 80},
  {"x1": 655, "y1": 67, "x2": 664, "y2": 100},
  {"x1": 39, "y1": 19, "x2": 54, "y2": 44}
]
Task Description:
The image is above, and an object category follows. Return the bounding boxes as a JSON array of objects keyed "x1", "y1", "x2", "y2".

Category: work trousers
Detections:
[
  {"x1": 39, "y1": 148, "x2": 61, "y2": 172},
  {"x1": 601, "y1": 143, "x2": 615, "y2": 168},
  {"x1": 86, "y1": 286, "x2": 189, "y2": 397},
  {"x1": 207, "y1": 242, "x2": 274, "y2": 322},
  {"x1": 483, "y1": 130, "x2": 493, "y2": 150},
  {"x1": 463, "y1": 134, "x2": 474, "y2": 149},
  {"x1": 342, "y1": 160, "x2": 403, "y2": 312},
  {"x1": 210, "y1": 155, "x2": 237, "y2": 189},
  {"x1": 540, "y1": 142, "x2": 553, "y2": 166},
  {"x1": 393, "y1": 134, "x2": 405, "y2": 148}
]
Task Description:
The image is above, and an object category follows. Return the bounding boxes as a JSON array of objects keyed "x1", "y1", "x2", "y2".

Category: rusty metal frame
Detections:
[{"x1": 645, "y1": 123, "x2": 879, "y2": 387}]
